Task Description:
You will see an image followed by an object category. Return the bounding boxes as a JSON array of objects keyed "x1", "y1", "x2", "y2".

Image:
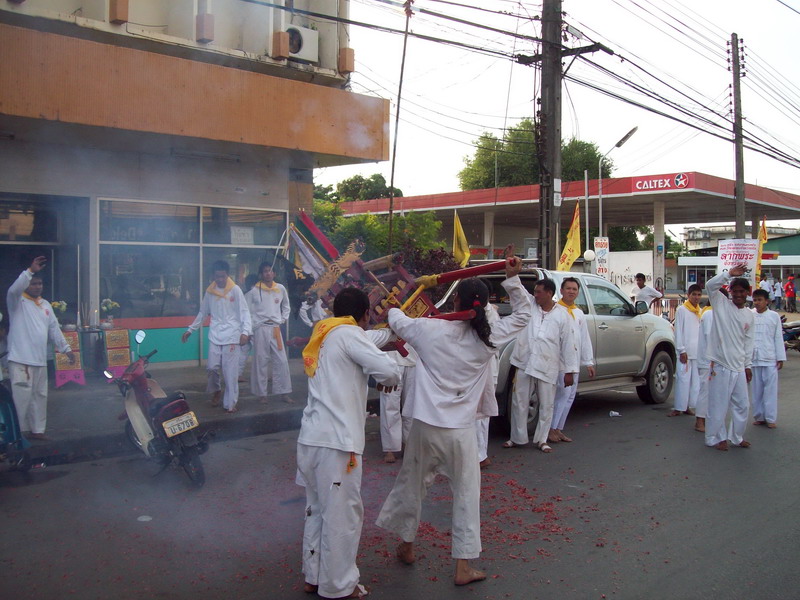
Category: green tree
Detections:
[
  {"x1": 458, "y1": 119, "x2": 614, "y2": 190},
  {"x1": 640, "y1": 227, "x2": 685, "y2": 259},
  {"x1": 313, "y1": 184, "x2": 339, "y2": 203},
  {"x1": 336, "y1": 173, "x2": 403, "y2": 202},
  {"x1": 311, "y1": 198, "x2": 343, "y2": 239},
  {"x1": 328, "y1": 211, "x2": 443, "y2": 261}
]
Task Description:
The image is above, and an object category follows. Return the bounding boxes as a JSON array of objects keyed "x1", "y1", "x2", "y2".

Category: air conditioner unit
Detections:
[{"x1": 285, "y1": 26, "x2": 319, "y2": 63}]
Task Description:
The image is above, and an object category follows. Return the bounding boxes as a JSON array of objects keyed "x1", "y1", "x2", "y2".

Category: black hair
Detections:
[
  {"x1": 333, "y1": 287, "x2": 370, "y2": 322},
  {"x1": 635, "y1": 273, "x2": 646, "y2": 280},
  {"x1": 687, "y1": 284, "x2": 702, "y2": 295},
  {"x1": 729, "y1": 278, "x2": 751, "y2": 292},
  {"x1": 753, "y1": 288, "x2": 770, "y2": 300},
  {"x1": 719, "y1": 287, "x2": 729, "y2": 298},
  {"x1": 212, "y1": 260, "x2": 229, "y2": 274},
  {"x1": 29, "y1": 273, "x2": 43, "y2": 282},
  {"x1": 560, "y1": 277, "x2": 580, "y2": 290},
  {"x1": 455, "y1": 277, "x2": 494, "y2": 349},
  {"x1": 534, "y1": 278, "x2": 556, "y2": 295},
  {"x1": 258, "y1": 262, "x2": 273, "y2": 274}
]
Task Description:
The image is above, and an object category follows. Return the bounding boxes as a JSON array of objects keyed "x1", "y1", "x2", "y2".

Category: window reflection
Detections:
[
  {"x1": 100, "y1": 201, "x2": 199, "y2": 243},
  {"x1": 202, "y1": 207, "x2": 285, "y2": 245}
]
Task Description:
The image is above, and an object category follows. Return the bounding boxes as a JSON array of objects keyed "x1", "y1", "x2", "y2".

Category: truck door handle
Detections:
[
  {"x1": 635, "y1": 326, "x2": 643, "y2": 332},
  {"x1": 598, "y1": 323, "x2": 609, "y2": 330}
]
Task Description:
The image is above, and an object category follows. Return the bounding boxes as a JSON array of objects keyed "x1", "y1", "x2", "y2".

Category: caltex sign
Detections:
[{"x1": 631, "y1": 172, "x2": 693, "y2": 192}]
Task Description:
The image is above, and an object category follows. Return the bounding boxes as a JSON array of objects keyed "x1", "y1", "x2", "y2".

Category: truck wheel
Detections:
[{"x1": 637, "y1": 350, "x2": 674, "y2": 404}]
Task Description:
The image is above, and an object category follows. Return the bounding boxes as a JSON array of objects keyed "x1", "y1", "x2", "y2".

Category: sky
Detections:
[{"x1": 314, "y1": 0, "x2": 800, "y2": 230}]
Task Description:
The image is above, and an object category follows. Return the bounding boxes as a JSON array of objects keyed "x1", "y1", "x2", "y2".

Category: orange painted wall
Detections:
[{"x1": 0, "y1": 24, "x2": 389, "y2": 162}]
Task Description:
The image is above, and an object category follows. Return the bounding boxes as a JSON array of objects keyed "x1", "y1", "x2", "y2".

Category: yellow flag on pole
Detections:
[
  {"x1": 756, "y1": 215, "x2": 768, "y2": 281},
  {"x1": 557, "y1": 202, "x2": 581, "y2": 271},
  {"x1": 453, "y1": 210, "x2": 470, "y2": 267}
]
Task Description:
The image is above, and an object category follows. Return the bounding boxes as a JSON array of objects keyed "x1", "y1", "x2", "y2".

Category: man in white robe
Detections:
[
  {"x1": 475, "y1": 303, "x2": 500, "y2": 468},
  {"x1": 550, "y1": 277, "x2": 595, "y2": 443},
  {"x1": 296, "y1": 287, "x2": 400, "y2": 599},
  {"x1": 380, "y1": 345, "x2": 416, "y2": 463},
  {"x1": 750, "y1": 288, "x2": 785, "y2": 428},
  {"x1": 245, "y1": 263, "x2": 292, "y2": 403},
  {"x1": 377, "y1": 251, "x2": 531, "y2": 586},
  {"x1": 669, "y1": 284, "x2": 703, "y2": 417},
  {"x1": 505, "y1": 278, "x2": 577, "y2": 453},
  {"x1": 7, "y1": 256, "x2": 75, "y2": 439},
  {"x1": 704, "y1": 266, "x2": 755, "y2": 450},
  {"x1": 694, "y1": 303, "x2": 715, "y2": 433},
  {"x1": 182, "y1": 260, "x2": 251, "y2": 413}
]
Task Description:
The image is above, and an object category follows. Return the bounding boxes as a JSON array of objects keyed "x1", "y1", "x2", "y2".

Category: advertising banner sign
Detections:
[{"x1": 718, "y1": 238, "x2": 759, "y2": 289}]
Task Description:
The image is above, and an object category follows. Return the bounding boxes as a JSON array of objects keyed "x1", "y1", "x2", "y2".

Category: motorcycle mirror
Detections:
[
  {"x1": 134, "y1": 330, "x2": 146, "y2": 344},
  {"x1": 103, "y1": 370, "x2": 114, "y2": 379}
]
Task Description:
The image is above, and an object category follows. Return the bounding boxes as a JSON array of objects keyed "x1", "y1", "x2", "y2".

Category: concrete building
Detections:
[
  {"x1": 0, "y1": 0, "x2": 388, "y2": 364},
  {"x1": 683, "y1": 224, "x2": 797, "y2": 251}
]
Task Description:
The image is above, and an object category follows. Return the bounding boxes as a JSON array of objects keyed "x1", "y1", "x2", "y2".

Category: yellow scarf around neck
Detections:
[
  {"x1": 255, "y1": 281, "x2": 280, "y2": 292},
  {"x1": 683, "y1": 300, "x2": 702, "y2": 318},
  {"x1": 22, "y1": 292, "x2": 43, "y2": 307},
  {"x1": 302, "y1": 316, "x2": 357, "y2": 377},
  {"x1": 207, "y1": 277, "x2": 236, "y2": 298},
  {"x1": 701, "y1": 305, "x2": 712, "y2": 316},
  {"x1": 558, "y1": 298, "x2": 576, "y2": 319}
]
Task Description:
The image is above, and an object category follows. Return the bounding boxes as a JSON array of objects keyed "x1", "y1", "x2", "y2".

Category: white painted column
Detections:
[
  {"x1": 653, "y1": 199, "x2": 665, "y2": 292},
  {"x1": 483, "y1": 210, "x2": 495, "y2": 258},
  {"x1": 89, "y1": 196, "x2": 100, "y2": 321}
]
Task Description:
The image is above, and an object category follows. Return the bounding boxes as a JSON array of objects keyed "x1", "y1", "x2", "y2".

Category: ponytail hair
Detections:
[{"x1": 455, "y1": 278, "x2": 495, "y2": 349}]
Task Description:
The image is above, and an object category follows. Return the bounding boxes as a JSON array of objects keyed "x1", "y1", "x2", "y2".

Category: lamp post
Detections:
[{"x1": 598, "y1": 126, "x2": 638, "y2": 236}]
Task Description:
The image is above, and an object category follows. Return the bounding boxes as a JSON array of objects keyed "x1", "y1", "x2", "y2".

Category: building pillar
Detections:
[
  {"x1": 88, "y1": 196, "x2": 100, "y2": 324},
  {"x1": 653, "y1": 199, "x2": 665, "y2": 292},
  {"x1": 483, "y1": 210, "x2": 495, "y2": 258},
  {"x1": 751, "y1": 207, "x2": 759, "y2": 239}
]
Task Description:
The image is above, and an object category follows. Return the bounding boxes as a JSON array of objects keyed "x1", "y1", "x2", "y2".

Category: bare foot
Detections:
[
  {"x1": 281, "y1": 394, "x2": 295, "y2": 404},
  {"x1": 767, "y1": 423, "x2": 777, "y2": 429},
  {"x1": 454, "y1": 559, "x2": 487, "y2": 586},
  {"x1": 684, "y1": 408, "x2": 696, "y2": 416},
  {"x1": 211, "y1": 391, "x2": 222, "y2": 407},
  {"x1": 547, "y1": 429, "x2": 561, "y2": 443},
  {"x1": 713, "y1": 441, "x2": 728, "y2": 451},
  {"x1": 666, "y1": 410, "x2": 682, "y2": 417},
  {"x1": 258, "y1": 396, "x2": 269, "y2": 404},
  {"x1": 479, "y1": 458, "x2": 492, "y2": 469},
  {"x1": 397, "y1": 542, "x2": 415, "y2": 565},
  {"x1": 753, "y1": 420, "x2": 767, "y2": 426},
  {"x1": 737, "y1": 440, "x2": 751, "y2": 448},
  {"x1": 694, "y1": 418, "x2": 705, "y2": 432},
  {"x1": 303, "y1": 582, "x2": 318, "y2": 594},
  {"x1": 558, "y1": 431, "x2": 573, "y2": 443},
  {"x1": 383, "y1": 452, "x2": 397, "y2": 464},
  {"x1": 28, "y1": 433, "x2": 49, "y2": 441}
]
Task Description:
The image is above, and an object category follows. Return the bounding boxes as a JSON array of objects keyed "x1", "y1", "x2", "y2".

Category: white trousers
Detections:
[
  {"x1": 475, "y1": 417, "x2": 490, "y2": 462},
  {"x1": 9, "y1": 361, "x2": 48, "y2": 434},
  {"x1": 751, "y1": 365, "x2": 779, "y2": 424},
  {"x1": 376, "y1": 420, "x2": 481, "y2": 559},
  {"x1": 237, "y1": 340, "x2": 251, "y2": 377},
  {"x1": 695, "y1": 367, "x2": 710, "y2": 419},
  {"x1": 206, "y1": 343, "x2": 241, "y2": 410},
  {"x1": 510, "y1": 372, "x2": 556, "y2": 446},
  {"x1": 250, "y1": 326, "x2": 292, "y2": 396},
  {"x1": 552, "y1": 372, "x2": 580, "y2": 431},
  {"x1": 705, "y1": 365, "x2": 749, "y2": 446},
  {"x1": 296, "y1": 444, "x2": 363, "y2": 599},
  {"x1": 674, "y1": 358, "x2": 700, "y2": 412},
  {"x1": 379, "y1": 365, "x2": 413, "y2": 452}
]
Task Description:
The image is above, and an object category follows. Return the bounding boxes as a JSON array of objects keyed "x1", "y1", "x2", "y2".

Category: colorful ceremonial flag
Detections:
[
  {"x1": 756, "y1": 215, "x2": 768, "y2": 281},
  {"x1": 286, "y1": 223, "x2": 328, "y2": 280},
  {"x1": 558, "y1": 202, "x2": 581, "y2": 271},
  {"x1": 297, "y1": 210, "x2": 339, "y2": 261},
  {"x1": 453, "y1": 210, "x2": 470, "y2": 267}
]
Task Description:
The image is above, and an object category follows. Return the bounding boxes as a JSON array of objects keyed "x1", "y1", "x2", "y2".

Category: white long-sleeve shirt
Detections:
[
  {"x1": 297, "y1": 324, "x2": 400, "y2": 454},
  {"x1": 631, "y1": 284, "x2": 663, "y2": 306},
  {"x1": 187, "y1": 283, "x2": 252, "y2": 345},
  {"x1": 674, "y1": 304, "x2": 702, "y2": 359},
  {"x1": 245, "y1": 283, "x2": 290, "y2": 330},
  {"x1": 6, "y1": 270, "x2": 71, "y2": 367},
  {"x1": 561, "y1": 306, "x2": 594, "y2": 373},
  {"x1": 705, "y1": 272, "x2": 755, "y2": 372},
  {"x1": 299, "y1": 298, "x2": 327, "y2": 328},
  {"x1": 510, "y1": 298, "x2": 577, "y2": 385},
  {"x1": 697, "y1": 309, "x2": 713, "y2": 370},
  {"x1": 387, "y1": 275, "x2": 531, "y2": 429},
  {"x1": 751, "y1": 308, "x2": 786, "y2": 366}
]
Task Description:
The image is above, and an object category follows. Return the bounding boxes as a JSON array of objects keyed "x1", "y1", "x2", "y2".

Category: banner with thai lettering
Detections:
[
  {"x1": 718, "y1": 239, "x2": 759, "y2": 288},
  {"x1": 594, "y1": 237, "x2": 610, "y2": 280}
]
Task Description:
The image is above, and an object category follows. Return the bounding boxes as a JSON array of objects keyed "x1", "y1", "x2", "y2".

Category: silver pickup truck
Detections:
[{"x1": 437, "y1": 267, "x2": 676, "y2": 425}]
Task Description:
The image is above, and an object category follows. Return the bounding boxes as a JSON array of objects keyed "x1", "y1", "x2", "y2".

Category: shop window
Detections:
[
  {"x1": 99, "y1": 245, "x2": 200, "y2": 318},
  {"x1": 100, "y1": 201, "x2": 199, "y2": 243},
  {"x1": 202, "y1": 207, "x2": 285, "y2": 246},
  {"x1": 0, "y1": 200, "x2": 59, "y2": 242}
]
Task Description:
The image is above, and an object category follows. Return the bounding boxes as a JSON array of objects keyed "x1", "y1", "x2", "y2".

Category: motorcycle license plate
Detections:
[{"x1": 163, "y1": 412, "x2": 199, "y2": 438}]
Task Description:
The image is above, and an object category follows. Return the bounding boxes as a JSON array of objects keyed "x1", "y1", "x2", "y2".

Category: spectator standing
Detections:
[
  {"x1": 773, "y1": 277, "x2": 783, "y2": 311},
  {"x1": 669, "y1": 284, "x2": 703, "y2": 418},
  {"x1": 630, "y1": 273, "x2": 663, "y2": 312},
  {"x1": 750, "y1": 289, "x2": 785, "y2": 428},
  {"x1": 784, "y1": 276, "x2": 796, "y2": 312}
]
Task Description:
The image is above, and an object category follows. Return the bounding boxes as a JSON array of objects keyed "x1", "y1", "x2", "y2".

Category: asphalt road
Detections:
[{"x1": 2, "y1": 357, "x2": 799, "y2": 600}]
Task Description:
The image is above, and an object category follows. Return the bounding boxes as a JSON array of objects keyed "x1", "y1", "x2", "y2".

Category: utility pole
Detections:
[
  {"x1": 538, "y1": 0, "x2": 562, "y2": 269},
  {"x1": 730, "y1": 33, "x2": 746, "y2": 238}
]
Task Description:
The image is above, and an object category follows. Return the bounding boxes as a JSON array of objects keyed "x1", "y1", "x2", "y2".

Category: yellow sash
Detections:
[
  {"x1": 22, "y1": 292, "x2": 43, "y2": 307},
  {"x1": 206, "y1": 277, "x2": 236, "y2": 298},
  {"x1": 302, "y1": 316, "x2": 357, "y2": 377},
  {"x1": 683, "y1": 300, "x2": 702, "y2": 319},
  {"x1": 558, "y1": 299, "x2": 575, "y2": 319},
  {"x1": 701, "y1": 305, "x2": 712, "y2": 316},
  {"x1": 255, "y1": 281, "x2": 280, "y2": 293}
]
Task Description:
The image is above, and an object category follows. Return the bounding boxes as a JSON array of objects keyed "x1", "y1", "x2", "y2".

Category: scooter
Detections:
[
  {"x1": 0, "y1": 352, "x2": 32, "y2": 473},
  {"x1": 105, "y1": 331, "x2": 209, "y2": 487},
  {"x1": 783, "y1": 319, "x2": 800, "y2": 352}
]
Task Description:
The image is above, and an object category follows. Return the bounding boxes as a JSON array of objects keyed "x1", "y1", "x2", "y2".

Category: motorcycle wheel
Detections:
[
  {"x1": 124, "y1": 420, "x2": 143, "y2": 452},
  {"x1": 180, "y1": 446, "x2": 205, "y2": 488}
]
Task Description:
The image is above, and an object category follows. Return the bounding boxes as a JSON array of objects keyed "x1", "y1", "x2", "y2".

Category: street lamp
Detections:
[{"x1": 598, "y1": 126, "x2": 638, "y2": 236}]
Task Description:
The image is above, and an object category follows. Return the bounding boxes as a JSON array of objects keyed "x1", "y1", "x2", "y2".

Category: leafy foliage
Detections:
[{"x1": 336, "y1": 174, "x2": 403, "y2": 202}]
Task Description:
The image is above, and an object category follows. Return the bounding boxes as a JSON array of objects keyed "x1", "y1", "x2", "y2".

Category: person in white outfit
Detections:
[
  {"x1": 669, "y1": 284, "x2": 703, "y2": 418},
  {"x1": 504, "y1": 278, "x2": 577, "y2": 453},
  {"x1": 630, "y1": 273, "x2": 663, "y2": 312},
  {"x1": 750, "y1": 288, "x2": 785, "y2": 428},
  {"x1": 772, "y1": 277, "x2": 783, "y2": 311},
  {"x1": 475, "y1": 303, "x2": 500, "y2": 468},
  {"x1": 376, "y1": 250, "x2": 531, "y2": 586},
  {"x1": 379, "y1": 344, "x2": 416, "y2": 463},
  {"x1": 549, "y1": 277, "x2": 595, "y2": 444},
  {"x1": 6, "y1": 256, "x2": 75, "y2": 439},
  {"x1": 245, "y1": 263, "x2": 292, "y2": 404},
  {"x1": 299, "y1": 293, "x2": 328, "y2": 329},
  {"x1": 296, "y1": 287, "x2": 400, "y2": 599},
  {"x1": 704, "y1": 266, "x2": 755, "y2": 451},
  {"x1": 694, "y1": 299, "x2": 719, "y2": 433},
  {"x1": 182, "y1": 260, "x2": 251, "y2": 413}
]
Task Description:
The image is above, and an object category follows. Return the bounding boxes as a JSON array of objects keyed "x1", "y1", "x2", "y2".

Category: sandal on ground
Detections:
[
  {"x1": 536, "y1": 443, "x2": 553, "y2": 453},
  {"x1": 502, "y1": 440, "x2": 524, "y2": 449},
  {"x1": 767, "y1": 423, "x2": 777, "y2": 429},
  {"x1": 225, "y1": 406, "x2": 238, "y2": 414},
  {"x1": 303, "y1": 583, "x2": 318, "y2": 594},
  {"x1": 666, "y1": 410, "x2": 682, "y2": 417},
  {"x1": 752, "y1": 420, "x2": 767, "y2": 426},
  {"x1": 736, "y1": 440, "x2": 751, "y2": 448}
]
